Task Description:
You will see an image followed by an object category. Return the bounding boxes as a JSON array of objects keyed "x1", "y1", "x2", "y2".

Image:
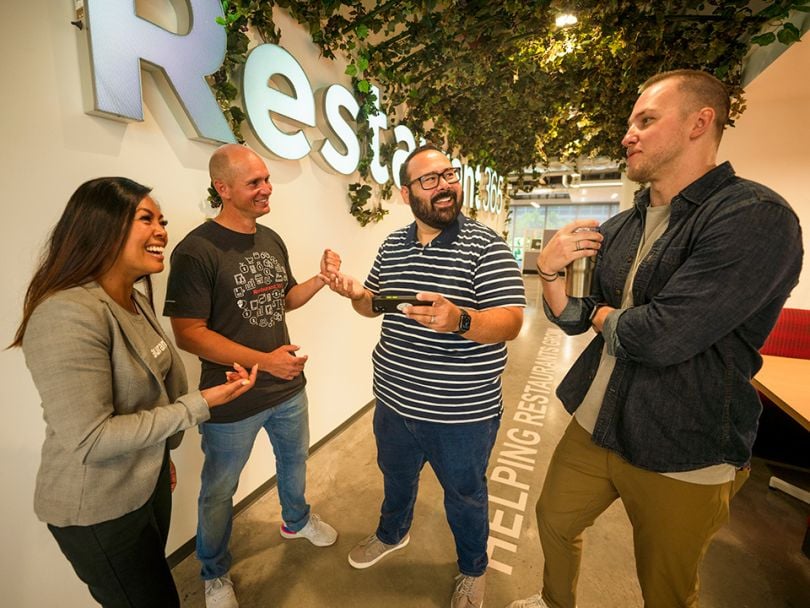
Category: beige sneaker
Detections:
[
  {"x1": 504, "y1": 593, "x2": 549, "y2": 608},
  {"x1": 347, "y1": 533, "x2": 410, "y2": 569},
  {"x1": 451, "y1": 572, "x2": 486, "y2": 608}
]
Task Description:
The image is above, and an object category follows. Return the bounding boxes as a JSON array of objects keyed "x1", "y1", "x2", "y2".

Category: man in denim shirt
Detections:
[{"x1": 507, "y1": 70, "x2": 803, "y2": 608}]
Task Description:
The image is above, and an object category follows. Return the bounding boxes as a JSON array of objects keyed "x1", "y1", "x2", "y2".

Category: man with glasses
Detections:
[{"x1": 327, "y1": 144, "x2": 526, "y2": 608}]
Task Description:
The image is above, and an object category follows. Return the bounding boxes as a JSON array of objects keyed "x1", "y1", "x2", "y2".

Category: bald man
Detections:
[{"x1": 164, "y1": 144, "x2": 340, "y2": 608}]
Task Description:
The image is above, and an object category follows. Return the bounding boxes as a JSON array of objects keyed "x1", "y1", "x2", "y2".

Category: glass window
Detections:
[{"x1": 506, "y1": 202, "x2": 619, "y2": 267}]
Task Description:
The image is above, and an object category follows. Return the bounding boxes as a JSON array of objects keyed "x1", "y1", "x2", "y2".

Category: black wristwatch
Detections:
[{"x1": 454, "y1": 309, "x2": 472, "y2": 334}]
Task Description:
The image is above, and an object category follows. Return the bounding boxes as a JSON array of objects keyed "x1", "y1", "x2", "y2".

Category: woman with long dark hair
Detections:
[{"x1": 11, "y1": 177, "x2": 257, "y2": 607}]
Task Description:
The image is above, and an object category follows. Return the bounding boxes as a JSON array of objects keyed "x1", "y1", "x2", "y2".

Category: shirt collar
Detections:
[
  {"x1": 406, "y1": 212, "x2": 465, "y2": 245},
  {"x1": 679, "y1": 161, "x2": 736, "y2": 205}
]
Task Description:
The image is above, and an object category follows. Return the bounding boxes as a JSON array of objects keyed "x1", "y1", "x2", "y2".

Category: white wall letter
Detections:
[
  {"x1": 391, "y1": 125, "x2": 417, "y2": 188},
  {"x1": 243, "y1": 44, "x2": 315, "y2": 160},
  {"x1": 462, "y1": 164, "x2": 476, "y2": 210},
  {"x1": 314, "y1": 84, "x2": 360, "y2": 175},
  {"x1": 368, "y1": 85, "x2": 389, "y2": 185},
  {"x1": 84, "y1": 0, "x2": 234, "y2": 143}
]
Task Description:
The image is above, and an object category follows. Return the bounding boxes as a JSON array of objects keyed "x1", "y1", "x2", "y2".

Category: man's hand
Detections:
[
  {"x1": 327, "y1": 272, "x2": 368, "y2": 302},
  {"x1": 319, "y1": 248, "x2": 342, "y2": 283},
  {"x1": 262, "y1": 344, "x2": 307, "y2": 380},
  {"x1": 403, "y1": 292, "x2": 459, "y2": 332},
  {"x1": 537, "y1": 219, "x2": 603, "y2": 275},
  {"x1": 590, "y1": 304, "x2": 615, "y2": 333}
]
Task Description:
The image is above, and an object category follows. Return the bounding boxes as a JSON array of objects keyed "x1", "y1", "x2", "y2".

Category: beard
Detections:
[
  {"x1": 410, "y1": 189, "x2": 462, "y2": 229},
  {"x1": 625, "y1": 163, "x2": 649, "y2": 184}
]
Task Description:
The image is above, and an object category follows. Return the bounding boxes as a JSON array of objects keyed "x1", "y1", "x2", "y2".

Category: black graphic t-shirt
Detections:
[{"x1": 164, "y1": 220, "x2": 304, "y2": 423}]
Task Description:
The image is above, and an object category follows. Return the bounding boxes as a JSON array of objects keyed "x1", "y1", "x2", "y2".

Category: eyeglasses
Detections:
[{"x1": 407, "y1": 167, "x2": 461, "y2": 190}]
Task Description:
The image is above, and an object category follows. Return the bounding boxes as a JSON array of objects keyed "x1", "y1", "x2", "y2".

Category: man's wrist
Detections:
[
  {"x1": 589, "y1": 303, "x2": 607, "y2": 322},
  {"x1": 537, "y1": 263, "x2": 563, "y2": 282}
]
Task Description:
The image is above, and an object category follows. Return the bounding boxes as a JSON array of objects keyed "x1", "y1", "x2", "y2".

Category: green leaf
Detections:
[
  {"x1": 345, "y1": 64, "x2": 358, "y2": 76},
  {"x1": 357, "y1": 79, "x2": 371, "y2": 93},
  {"x1": 750, "y1": 32, "x2": 776, "y2": 46},
  {"x1": 777, "y1": 28, "x2": 800, "y2": 45}
]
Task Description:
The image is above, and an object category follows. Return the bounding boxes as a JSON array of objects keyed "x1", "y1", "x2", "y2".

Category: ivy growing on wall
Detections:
[{"x1": 209, "y1": 0, "x2": 808, "y2": 223}]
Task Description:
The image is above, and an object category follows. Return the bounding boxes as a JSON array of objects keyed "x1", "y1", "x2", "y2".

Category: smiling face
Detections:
[
  {"x1": 622, "y1": 77, "x2": 693, "y2": 184},
  {"x1": 215, "y1": 147, "x2": 273, "y2": 223},
  {"x1": 401, "y1": 149, "x2": 463, "y2": 229},
  {"x1": 109, "y1": 196, "x2": 168, "y2": 281}
]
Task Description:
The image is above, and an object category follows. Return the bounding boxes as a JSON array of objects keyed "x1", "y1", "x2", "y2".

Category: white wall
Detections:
[
  {"x1": 718, "y1": 33, "x2": 810, "y2": 308},
  {"x1": 0, "y1": 2, "x2": 505, "y2": 606}
]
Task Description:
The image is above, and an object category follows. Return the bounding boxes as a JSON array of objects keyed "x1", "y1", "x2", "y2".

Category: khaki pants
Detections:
[{"x1": 536, "y1": 420, "x2": 748, "y2": 608}]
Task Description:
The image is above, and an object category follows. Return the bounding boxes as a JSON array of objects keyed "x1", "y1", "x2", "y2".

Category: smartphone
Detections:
[{"x1": 371, "y1": 295, "x2": 422, "y2": 313}]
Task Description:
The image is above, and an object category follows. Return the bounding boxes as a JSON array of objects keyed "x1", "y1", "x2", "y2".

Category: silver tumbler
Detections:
[{"x1": 565, "y1": 256, "x2": 595, "y2": 297}]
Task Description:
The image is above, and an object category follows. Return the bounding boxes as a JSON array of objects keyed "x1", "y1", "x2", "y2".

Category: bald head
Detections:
[
  {"x1": 209, "y1": 144, "x2": 259, "y2": 185},
  {"x1": 207, "y1": 145, "x2": 272, "y2": 225}
]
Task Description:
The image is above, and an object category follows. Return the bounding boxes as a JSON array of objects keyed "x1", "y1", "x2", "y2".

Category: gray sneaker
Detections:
[
  {"x1": 347, "y1": 533, "x2": 410, "y2": 569},
  {"x1": 204, "y1": 573, "x2": 238, "y2": 608},
  {"x1": 451, "y1": 572, "x2": 486, "y2": 608},
  {"x1": 504, "y1": 594, "x2": 549, "y2": 608},
  {"x1": 279, "y1": 513, "x2": 338, "y2": 547}
]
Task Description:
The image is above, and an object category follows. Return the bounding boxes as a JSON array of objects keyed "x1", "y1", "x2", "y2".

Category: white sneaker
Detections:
[
  {"x1": 279, "y1": 513, "x2": 338, "y2": 546},
  {"x1": 204, "y1": 573, "x2": 238, "y2": 608},
  {"x1": 505, "y1": 593, "x2": 549, "y2": 608}
]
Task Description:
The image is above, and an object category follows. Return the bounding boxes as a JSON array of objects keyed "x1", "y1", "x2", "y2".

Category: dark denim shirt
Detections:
[{"x1": 545, "y1": 162, "x2": 803, "y2": 472}]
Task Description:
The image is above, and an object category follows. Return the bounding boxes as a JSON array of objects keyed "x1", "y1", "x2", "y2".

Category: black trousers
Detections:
[{"x1": 48, "y1": 450, "x2": 180, "y2": 608}]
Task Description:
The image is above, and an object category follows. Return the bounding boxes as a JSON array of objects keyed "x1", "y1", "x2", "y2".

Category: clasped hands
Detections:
[{"x1": 317, "y1": 248, "x2": 342, "y2": 285}]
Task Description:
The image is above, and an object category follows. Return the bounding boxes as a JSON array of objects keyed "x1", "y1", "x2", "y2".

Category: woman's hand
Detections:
[
  {"x1": 170, "y1": 458, "x2": 177, "y2": 493},
  {"x1": 201, "y1": 362, "x2": 258, "y2": 408}
]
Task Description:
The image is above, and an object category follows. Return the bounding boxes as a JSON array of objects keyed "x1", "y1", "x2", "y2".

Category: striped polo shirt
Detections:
[{"x1": 364, "y1": 213, "x2": 526, "y2": 423}]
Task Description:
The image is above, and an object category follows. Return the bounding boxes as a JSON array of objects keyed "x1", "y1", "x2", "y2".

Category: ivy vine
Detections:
[{"x1": 207, "y1": 0, "x2": 808, "y2": 223}]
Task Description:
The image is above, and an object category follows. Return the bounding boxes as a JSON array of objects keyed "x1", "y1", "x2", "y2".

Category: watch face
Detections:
[{"x1": 457, "y1": 310, "x2": 471, "y2": 333}]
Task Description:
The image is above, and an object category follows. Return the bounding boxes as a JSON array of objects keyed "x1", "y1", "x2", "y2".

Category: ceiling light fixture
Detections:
[{"x1": 555, "y1": 14, "x2": 578, "y2": 28}]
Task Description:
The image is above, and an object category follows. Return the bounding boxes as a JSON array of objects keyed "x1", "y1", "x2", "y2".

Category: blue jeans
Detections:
[
  {"x1": 373, "y1": 403, "x2": 500, "y2": 576},
  {"x1": 197, "y1": 389, "x2": 310, "y2": 580}
]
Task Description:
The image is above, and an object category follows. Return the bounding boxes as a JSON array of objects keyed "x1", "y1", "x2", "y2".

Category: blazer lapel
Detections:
[
  {"x1": 82, "y1": 282, "x2": 167, "y2": 389},
  {"x1": 82, "y1": 282, "x2": 188, "y2": 401}
]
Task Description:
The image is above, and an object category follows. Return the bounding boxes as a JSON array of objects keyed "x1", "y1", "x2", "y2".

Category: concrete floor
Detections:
[{"x1": 173, "y1": 279, "x2": 810, "y2": 607}]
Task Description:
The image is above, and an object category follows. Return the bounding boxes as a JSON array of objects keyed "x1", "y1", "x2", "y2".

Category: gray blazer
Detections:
[{"x1": 22, "y1": 282, "x2": 210, "y2": 526}]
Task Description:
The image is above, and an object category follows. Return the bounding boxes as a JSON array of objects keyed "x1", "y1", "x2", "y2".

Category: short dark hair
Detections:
[
  {"x1": 399, "y1": 143, "x2": 447, "y2": 186},
  {"x1": 641, "y1": 69, "x2": 730, "y2": 140},
  {"x1": 11, "y1": 177, "x2": 152, "y2": 347}
]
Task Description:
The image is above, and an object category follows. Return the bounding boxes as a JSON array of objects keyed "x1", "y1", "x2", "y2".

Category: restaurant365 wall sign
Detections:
[{"x1": 80, "y1": 0, "x2": 504, "y2": 214}]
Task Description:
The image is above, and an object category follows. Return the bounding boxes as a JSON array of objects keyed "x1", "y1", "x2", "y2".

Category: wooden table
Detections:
[
  {"x1": 752, "y1": 355, "x2": 810, "y2": 432},
  {"x1": 752, "y1": 355, "x2": 810, "y2": 509}
]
